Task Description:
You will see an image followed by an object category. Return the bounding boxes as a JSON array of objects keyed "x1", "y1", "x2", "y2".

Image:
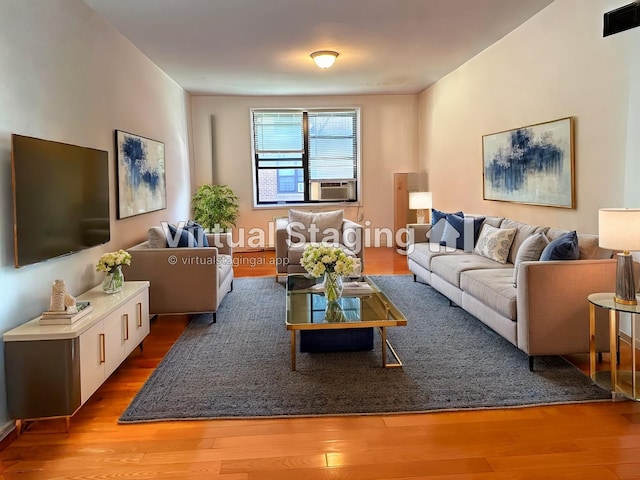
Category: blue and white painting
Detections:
[
  {"x1": 116, "y1": 130, "x2": 166, "y2": 218},
  {"x1": 482, "y1": 117, "x2": 574, "y2": 208}
]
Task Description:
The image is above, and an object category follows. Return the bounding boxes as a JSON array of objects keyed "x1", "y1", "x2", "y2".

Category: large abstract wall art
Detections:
[
  {"x1": 115, "y1": 130, "x2": 167, "y2": 219},
  {"x1": 482, "y1": 117, "x2": 575, "y2": 208}
]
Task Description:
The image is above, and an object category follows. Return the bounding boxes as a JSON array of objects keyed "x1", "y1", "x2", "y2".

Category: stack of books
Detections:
[{"x1": 39, "y1": 301, "x2": 93, "y2": 325}]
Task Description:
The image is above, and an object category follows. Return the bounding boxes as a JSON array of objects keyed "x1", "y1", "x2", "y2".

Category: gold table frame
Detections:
[{"x1": 286, "y1": 275, "x2": 407, "y2": 371}]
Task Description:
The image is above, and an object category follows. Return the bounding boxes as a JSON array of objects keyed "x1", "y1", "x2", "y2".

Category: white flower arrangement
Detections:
[
  {"x1": 300, "y1": 244, "x2": 356, "y2": 278},
  {"x1": 96, "y1": 249, "x2": 131, "y2": 274}
]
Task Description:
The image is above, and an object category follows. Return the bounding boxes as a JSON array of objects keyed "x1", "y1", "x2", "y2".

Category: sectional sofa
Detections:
[{"x1": 407, "y1": 213, "x2": 618, "y2": 370}]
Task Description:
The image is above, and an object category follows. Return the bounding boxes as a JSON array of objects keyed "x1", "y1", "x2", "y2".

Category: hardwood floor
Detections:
[{"x1": 2, "y1": 247, "x2": 640, "y2": 479}]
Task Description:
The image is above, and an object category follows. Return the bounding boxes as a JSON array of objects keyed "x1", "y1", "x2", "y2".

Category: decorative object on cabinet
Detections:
[
  {"x1": 115, "y1": 130, "x2": 166, "y2": 219},
  {"x1": 482, "y1": 117, "x2": 575, "y2": 208},
  {"x1": 96, "y1": 249, "x2": 131, "y2": 295}
]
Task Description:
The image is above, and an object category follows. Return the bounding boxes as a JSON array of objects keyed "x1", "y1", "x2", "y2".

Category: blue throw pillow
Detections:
[
  {"x1": 186, "y1": 220, "x2": 209, "y2": 247},
  {"x1": 167, "y1": 224, "x2": 197, "y2": 248},
  {"x1": 540, "y1": 230, "x2": 579, "y2": 261},
  {"x1": 440, "y1": 214, "x2": 485, "y2": 251},
  {"x1": 431, "y1": 209, "x2": 463, "y2": 244}
]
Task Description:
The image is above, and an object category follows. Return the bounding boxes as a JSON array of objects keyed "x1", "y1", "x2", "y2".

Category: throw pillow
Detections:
[
  {"x1": 288, "y1": 209, "x2": 344, "y2": 243},
  {"x1": 513, "y1": 232, "x2": 550, "y2": 286},
  {"x1": 186, "y1": 220, "x2": 209, "y2": 247},
  {"x1": 539, "y1": 230, "x2": 579, "y2": 261},
  {"x1": 430, "y1": 209, "x2": 463, "y2": 244},
  {"x1": 166, "y1": 224, "x2": 197, "y2": 248},
  {"x1": 148, "y1": 226, "x2": 168, "y2": 248},
  {"x1": 474, "y1": 224, "x2": 517, "y2": 264},
  {"x1": 440, "y1": 214, "x2": 486, "y2": 251}
]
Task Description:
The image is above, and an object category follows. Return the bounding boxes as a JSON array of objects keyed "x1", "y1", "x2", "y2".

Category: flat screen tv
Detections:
[{"x1": 11, "y1": 134, "x2": 111, "y2": 268}]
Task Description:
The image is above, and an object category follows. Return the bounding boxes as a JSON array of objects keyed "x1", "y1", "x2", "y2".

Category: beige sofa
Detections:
[
  {"x1": 407, "y1": 215, "x2": 617, "y2": 370},
  {"x1": 124, "y1": 229, "x2": 234, "y2": 321},
  {"x1": 275, "y1": 209, "x2": 364, "y2": 279}
]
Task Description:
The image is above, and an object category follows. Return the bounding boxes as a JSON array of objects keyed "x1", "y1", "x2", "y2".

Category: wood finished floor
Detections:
[{"x1": 2, "y1": 248, "x2": 640, "y2": 479}]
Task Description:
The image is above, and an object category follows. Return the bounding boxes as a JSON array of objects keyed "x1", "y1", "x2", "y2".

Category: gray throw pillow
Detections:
[
  {"x1": 288, "y1": 209, "x2": 344, "y2": 243},
  {"x1": 513, "y1": 232, "x2": 549, "y2": 286}
]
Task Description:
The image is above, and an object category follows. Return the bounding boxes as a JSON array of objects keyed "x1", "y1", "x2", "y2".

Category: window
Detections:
[{"x1": 251, "y1": 108, "x2": 360, "y2": 206}]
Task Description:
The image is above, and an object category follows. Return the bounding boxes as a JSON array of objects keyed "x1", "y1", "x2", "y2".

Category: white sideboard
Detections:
[{"x1": 3, "y1": 281, "x2": 150, "y2": 432}]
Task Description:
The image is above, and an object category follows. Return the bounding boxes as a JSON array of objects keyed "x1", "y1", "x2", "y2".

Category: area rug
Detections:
[{"x1": 119, "y1": 275, "x2": 610, "y2": 422}]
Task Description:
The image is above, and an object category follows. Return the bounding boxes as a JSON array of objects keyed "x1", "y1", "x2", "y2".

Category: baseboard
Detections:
[{"x1": 0, "y1": 420, "x2": 17, "y2": 451}]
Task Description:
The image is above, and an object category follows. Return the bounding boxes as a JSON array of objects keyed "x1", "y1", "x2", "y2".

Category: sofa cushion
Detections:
[
  {"x1": 431, "y1": 209, "x2": 463, "y2": 244},
  {"x1": 217, "y1": 254, "x2": 233, "y2": 287},
  {"x1": 540, "y1": 230, "x2": 579, "y2": 261},
  {"x1": 474, "y1": 224, "x2": 517, "y2": 264},
  {"x1": 288, "y1": 209, "x2": 343, "y2": 243},
  {"x1": 440, "y1": 214, "x2": 486, "y2": 252},
  {"x1": 547, "y1": 228, "x2": 612, "y2": 260},
  {"x1": 460, "y1": 269, "x2": 518, "y2": 320},
  {"x1": 500, "y1": 219, "x2": 549, "y2": 264},
  {"x1": 513, "y1": 232, "x2": 550, "y2": 286},
  {"x1": 148, "y1": 226, "x2": 168, "y2": 248},
  {"x1": 431, "y1": 253, "x2": 512, "y2": 288},
  {"x1": 407, "y1": 242, "x2": 466, "y2": 271}
]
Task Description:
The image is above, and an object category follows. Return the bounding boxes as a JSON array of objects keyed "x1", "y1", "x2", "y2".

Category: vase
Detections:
[
  {"x1": 323, "y1": 271, "x2": 344, "y2": 302},
  {"x1": 102, "y1": 265, "x2": 124, "y2": 294},
  {"x1": 324, "y1": 300, "x2": 346, "y2": 322}
]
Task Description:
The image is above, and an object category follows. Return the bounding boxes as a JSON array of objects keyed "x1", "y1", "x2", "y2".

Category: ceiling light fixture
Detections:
[{"x1": 310, "y1": 50, "x2": 339, "y2": 69}]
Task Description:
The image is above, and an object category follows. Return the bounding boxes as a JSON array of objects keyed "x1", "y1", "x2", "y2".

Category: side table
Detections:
[{"x1": 588, "y1": 292, "x2": 640, "y2": 400}]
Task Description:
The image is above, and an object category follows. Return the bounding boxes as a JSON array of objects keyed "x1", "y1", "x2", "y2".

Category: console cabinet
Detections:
[{"x1": 3, "y1": 281, "x2": 150, "y2": 431}]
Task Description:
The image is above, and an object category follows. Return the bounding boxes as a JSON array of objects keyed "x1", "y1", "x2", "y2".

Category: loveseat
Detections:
[
  {"x1": 124, "y1": 226, "x2": 234, "y2": 320},
  {"x1": 407, "y1": 212, "x2": 618, "y2": 370}
]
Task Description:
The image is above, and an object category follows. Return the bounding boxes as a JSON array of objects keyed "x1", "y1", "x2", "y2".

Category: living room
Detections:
[{"x1": 1, "y1": 0, "x2": 640, "y2": 475}]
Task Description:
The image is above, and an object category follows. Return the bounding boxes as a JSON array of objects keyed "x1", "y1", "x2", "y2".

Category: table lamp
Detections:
[
  {"x1": 409, "y1": 192, "x2": 432, "y2": 224},
  {"x1": 598, "y1": 208, "x2": 640, "y2": 305}
]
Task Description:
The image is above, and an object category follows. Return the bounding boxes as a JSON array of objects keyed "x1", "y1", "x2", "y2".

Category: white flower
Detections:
[
  {"x1": 300, "y1": 244, "x2": 356, "y2": 278},
  {"x1": 96, "y1": 249, "x2": 131, "y2": 273}
]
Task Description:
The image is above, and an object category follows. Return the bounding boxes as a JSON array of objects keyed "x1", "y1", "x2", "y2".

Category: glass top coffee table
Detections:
[{"x1": 286, "y1": 274, "x2": 407, "y2": 371}]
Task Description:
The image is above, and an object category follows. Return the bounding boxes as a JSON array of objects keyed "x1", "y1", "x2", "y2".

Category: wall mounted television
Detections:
[{"x1": 11, "y1": 134, "x2": 111, "y2": 268}]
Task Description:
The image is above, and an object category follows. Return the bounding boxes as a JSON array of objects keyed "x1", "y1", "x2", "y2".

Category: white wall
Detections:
[
  {"x1": 0, "y1": 0, "x2": 193, "y2": 433},
  {"x1": 419, "y1": 0, "x2": 639, "y2": 233},
  {"x1": 190, "y1": 95, "x2": 419, "y2": 248}
]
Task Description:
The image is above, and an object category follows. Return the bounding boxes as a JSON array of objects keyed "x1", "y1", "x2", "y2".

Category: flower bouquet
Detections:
[
  {"x1": 96, "y1": 249, "x2": 131, "y2": 294},
  {"x1": 300, "y1": 244, "x2": 357, "y2": 303}
]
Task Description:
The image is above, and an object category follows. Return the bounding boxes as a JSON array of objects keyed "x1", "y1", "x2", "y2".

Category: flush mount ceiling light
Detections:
[{"x1": 310, "y1": 50, "x2": 339, "y2": 69}]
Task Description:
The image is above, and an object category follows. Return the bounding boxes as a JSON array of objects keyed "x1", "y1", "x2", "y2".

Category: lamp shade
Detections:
[
  {"x1": 310, "y1": 50, "x2": 339, "y2": 69},
  {"x1": 598, "y1": 208, "x2": 640, "y2": 251},
  {"x1": 409, "y1": 191, "x2": 432, "y2": 210}
]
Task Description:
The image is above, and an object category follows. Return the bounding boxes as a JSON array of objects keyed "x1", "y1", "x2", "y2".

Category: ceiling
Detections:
[{"x1": 82, "y1": 0, "x2": 554, "y2": 96}]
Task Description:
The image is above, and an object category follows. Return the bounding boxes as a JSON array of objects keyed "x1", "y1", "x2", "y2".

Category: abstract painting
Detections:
[
  {"x1": 115, "y1": 130, "x2": 166, "y2": 219},
  {"x1": 482, "y1": 117, "x2": 575, "y2": 208}
]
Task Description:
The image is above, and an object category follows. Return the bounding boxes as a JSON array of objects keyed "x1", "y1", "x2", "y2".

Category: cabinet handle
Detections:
[
  {"x1": 137, "y1": 302, "x2": 142, "y2": 327},
  {"x1": 99, "y1": 333, "x2": 105, "y2": 364},
  {"x1": 123, "y1": 314, "x2": 129, "y2": 340}
]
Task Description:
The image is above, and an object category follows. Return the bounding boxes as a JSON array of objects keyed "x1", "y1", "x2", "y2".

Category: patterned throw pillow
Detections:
[{"x1": 474, "y1": 224, "x2": 517, "y2": 264}]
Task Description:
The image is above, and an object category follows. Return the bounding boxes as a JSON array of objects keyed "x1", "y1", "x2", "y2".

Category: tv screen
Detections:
[{"x1": 11, "y1": 134, "x2": 111, "y2": 268}]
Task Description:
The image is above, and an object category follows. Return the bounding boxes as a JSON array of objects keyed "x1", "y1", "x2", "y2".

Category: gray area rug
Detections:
[{"x1": 119, "y1": 275, "x2": 610, "y2": 422}]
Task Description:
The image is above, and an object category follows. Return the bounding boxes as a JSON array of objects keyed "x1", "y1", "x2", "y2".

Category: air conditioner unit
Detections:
[{"x1": 319, "y1": 181, "x2": 354, "y2": 201}]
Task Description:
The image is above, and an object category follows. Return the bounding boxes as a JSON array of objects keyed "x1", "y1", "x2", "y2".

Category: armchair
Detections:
[
  {"x1": 275, "y1": 209, "x2": 364, "y2": 279},
  {"x1": 124, "y1": 228, "x2": 234, "y2": 321}
]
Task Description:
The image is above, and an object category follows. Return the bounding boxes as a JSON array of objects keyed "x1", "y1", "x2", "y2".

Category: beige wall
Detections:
[
  {"x1": 190, "y1": 95, "x2": 420, "y2": 248},
  {"x1": 419, "y1": 0, "x2": 639, "y2": 233},
  {"x1": 0, "y1": 0, "x2": 192, "y2": 432}
]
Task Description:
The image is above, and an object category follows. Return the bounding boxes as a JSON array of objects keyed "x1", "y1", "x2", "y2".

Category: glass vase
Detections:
[
  {"x1": 102, "y1": 265, "x2": 124, "y2": 294},
  {"x1": 323, "y1": 271, "x2": 344, "y2": 302},
  {"x1": 324, "y1": 300, "x2": 346, "y2": 322}
]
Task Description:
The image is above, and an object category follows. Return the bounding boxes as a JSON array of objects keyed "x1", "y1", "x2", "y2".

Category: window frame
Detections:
[{"x1": 250, "y1": 107, "x2": 362, "y2": 208}]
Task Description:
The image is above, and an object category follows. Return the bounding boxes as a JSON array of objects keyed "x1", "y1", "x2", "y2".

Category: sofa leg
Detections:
[
  {"x1": 230, "y1": 280, "x2": 233, "y2": 292},
  {"x1": 413, "y1": 274, "x2": 416, "y2": 282},
  {"x1": 528, "y1": 356, "x2": 534, "y2": 372},
  {"x1": 211, "y1": 312, "x2": 216, "y2": 324}
]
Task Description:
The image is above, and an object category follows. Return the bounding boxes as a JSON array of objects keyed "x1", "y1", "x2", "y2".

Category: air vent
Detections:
[{"x1": 604, "y1": 1, "x2": 640, "y2": 37}]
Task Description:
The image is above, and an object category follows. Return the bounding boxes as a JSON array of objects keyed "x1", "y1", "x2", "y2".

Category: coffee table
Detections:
[{"x1": 286, "y1": 274, "x2": 407, "y2": 371}]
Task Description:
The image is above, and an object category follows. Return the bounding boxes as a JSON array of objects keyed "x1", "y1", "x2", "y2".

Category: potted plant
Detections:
[{"x1": 192, "y1": 184, "x2": 239, "y2": 232}]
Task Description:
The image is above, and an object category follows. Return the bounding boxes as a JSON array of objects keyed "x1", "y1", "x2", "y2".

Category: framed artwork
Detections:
[
  {"x1": 115, "y1": 130, "x2": 166, "y2": 219},
  {"x1": 482, "y1": 117, "x2": 575, "y2": 208}
]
